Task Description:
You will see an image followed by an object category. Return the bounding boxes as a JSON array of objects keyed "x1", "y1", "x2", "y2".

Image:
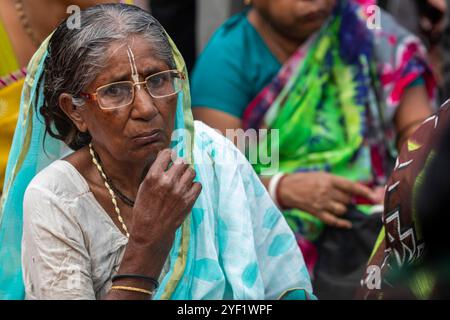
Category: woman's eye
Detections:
[
  {"x1": 104, "y1": 84, "x2": 127, "y2": 96},
  {"x1": 148, "y1": 75, "x2": 166, "y2": 88}
]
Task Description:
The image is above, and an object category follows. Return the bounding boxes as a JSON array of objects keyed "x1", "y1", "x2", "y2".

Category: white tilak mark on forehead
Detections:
[{"x1": 126, "y1": 45, "x2": 141, "y2": 90}]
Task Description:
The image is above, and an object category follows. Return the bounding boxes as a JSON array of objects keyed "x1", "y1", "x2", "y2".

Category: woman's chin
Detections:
[{"x1": 298, "y1": 20, "x2": 325, "y2": 37}]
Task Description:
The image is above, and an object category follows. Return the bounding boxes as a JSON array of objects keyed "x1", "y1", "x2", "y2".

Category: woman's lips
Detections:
[
  {"x1": 132, "y1": 130, "x2": 164, "y2": 146},
  {"x1": 298, "y1": 10, "x2": 328, "y2": 25}
]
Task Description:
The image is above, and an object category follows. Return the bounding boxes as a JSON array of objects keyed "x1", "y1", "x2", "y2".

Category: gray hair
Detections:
[{"x1": 41, "y1": 3, "x2": 175, "y2": 150}]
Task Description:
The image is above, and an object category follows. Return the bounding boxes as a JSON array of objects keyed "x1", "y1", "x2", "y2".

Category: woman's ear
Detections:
[{"x1": 59, "y1": 93, "x2": 89, "y2": 133}]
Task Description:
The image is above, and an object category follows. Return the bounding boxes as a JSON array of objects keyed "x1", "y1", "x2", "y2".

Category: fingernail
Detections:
[{"x1": 174, "y1": 158, "x2": 185, "y2": 165}]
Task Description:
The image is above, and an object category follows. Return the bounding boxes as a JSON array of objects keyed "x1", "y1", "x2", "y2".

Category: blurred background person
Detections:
[
  {"x1": 380, "y1": 0, "x2": 447, "y2": 102},
  {"x1": 190, "y1": 0, "x2": 436, "y2": 299},
  {"x1": 358, "y1": 100, "x2": 450, "y2": 299},
  {"x1": 416, "y1": 112, "x2": 450, "y2": 300}
]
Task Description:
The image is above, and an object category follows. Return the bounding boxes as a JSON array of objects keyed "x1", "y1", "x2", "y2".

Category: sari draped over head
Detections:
[
  {"x1": 0, "y1": 7, "x2": 313, "y2": 299},
  {"x1": 242, "y1": 0, "x2": 436, "y2": 241},
  {"x1": 0, "y1": 18, "x2": 27, "y2": 195}
]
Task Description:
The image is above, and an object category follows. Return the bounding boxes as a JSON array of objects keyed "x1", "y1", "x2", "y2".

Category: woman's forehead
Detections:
[
  {"x1": 92, "y1": 40, "x2": 170, "y2": 86},
  {"x1": 105, "y1": 40, "x2": 168, "y2": 71}
]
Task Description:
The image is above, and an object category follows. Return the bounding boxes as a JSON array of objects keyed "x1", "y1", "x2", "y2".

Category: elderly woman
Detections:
[
  {"x1": 191, "y1": 0, "x2": 436, "y2": 298},
  {"x1": 0, "y1": 4, "x2": 313, "y2": 300}
]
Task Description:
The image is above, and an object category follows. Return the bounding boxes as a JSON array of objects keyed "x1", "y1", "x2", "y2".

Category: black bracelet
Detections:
[{"x1": 111, "y1": 274, "x2": 159, "y2": 289}]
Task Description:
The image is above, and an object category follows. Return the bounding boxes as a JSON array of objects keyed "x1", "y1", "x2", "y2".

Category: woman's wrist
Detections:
[
  {"x1": 128, "y1": 220, "x2": 176, "y2": 251},
  {"x1": 112, "y1": 274, "x2": 159, "y2": 289},
  {"x1": 276, "y1": 172, "x2": 312, "y2": 212},
  {"x1": 276, "y1": 174, "x2": 289, "y2": 209},
  {"x1": 118, "y1": 236, "x2": 170, "y2": 283},
  {"x1": 269, "y1": 173, "x2": 289, "y2": 210}
]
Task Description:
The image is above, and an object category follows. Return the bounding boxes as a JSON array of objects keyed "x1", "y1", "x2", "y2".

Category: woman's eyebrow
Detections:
[
  {"x1": 101, "y1": 66, "x2": 167, "y2": 84},
  {"x1": 143, "y1": 67, "x2": 166, "y2": 76},
  {"x1": 104, "y1": 72, "x2": 131, "y2": 84}
]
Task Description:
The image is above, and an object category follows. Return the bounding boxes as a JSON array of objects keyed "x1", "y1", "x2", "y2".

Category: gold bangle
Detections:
[{"x1": 111, "y1": 285, "x2": 154, "y2": 296}]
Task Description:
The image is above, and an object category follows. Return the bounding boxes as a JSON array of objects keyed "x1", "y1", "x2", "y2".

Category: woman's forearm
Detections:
[{"x1": 102, "y1": 234, "x2": 174, "y2": 300}]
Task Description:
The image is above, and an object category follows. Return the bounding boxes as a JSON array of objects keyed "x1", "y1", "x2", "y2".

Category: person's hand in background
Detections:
[{"x1": 278, "y1": 172, "x2": 381, "y2": 229}]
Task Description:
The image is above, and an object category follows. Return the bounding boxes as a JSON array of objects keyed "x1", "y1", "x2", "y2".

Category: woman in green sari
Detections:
[{"x1": 191, "y1": 0, "x2": 436, "y2": 298}]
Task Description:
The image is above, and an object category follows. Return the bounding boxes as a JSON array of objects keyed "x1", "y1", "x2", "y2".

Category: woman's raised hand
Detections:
[
  {"x1": 278, "y1": 172, "x2": 381, "y2": 229},
  {"x1": 130, "y1": 149, "x2": 202, "y2": 248},
  {"x1": 107, "y1": 149, "x2": 202, "y2": 299}
]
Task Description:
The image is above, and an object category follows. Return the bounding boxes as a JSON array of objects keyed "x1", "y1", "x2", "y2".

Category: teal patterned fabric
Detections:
[{"x1": 160, "y1": 121, "x2": 315, "y2": 299}]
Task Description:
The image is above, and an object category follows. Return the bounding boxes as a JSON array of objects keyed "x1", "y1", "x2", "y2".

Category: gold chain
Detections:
[
  {"x1": 89, "y1": 143, "x2": 130, "y2": 238},
  {"x1": 14, "y1": 0, "x2": 41, "y2": 48}
]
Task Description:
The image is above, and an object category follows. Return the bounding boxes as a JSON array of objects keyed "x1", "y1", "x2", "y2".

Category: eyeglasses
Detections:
[{"x1": 79, "y1": 69, "x2": 186, "y2": 110}]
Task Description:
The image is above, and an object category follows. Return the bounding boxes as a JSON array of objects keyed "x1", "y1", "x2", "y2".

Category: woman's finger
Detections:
[
  {"x1": 148, "y1": 149, "x2": 174, "y2": 175},
  {"x1": 179, "y1": 166, "x2": 197, "y2": 187},
  {"x1": 325, "y1": 201, "x2": 347, "y2": 216},
  {"x1": 167, "y1": 158, "x2": 189, "y2": 180},
  {"x1": 331, "y1": 189, "x2": 352, "y2": 205},
  {"x1": 332, "y1": 176, "x2": 376, "y2": 202},
  {"x1": 184, "y1": 182, "x2": 202, "y2": 208}
]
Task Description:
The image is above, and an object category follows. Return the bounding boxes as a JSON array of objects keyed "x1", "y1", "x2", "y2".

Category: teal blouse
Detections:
[
  {"x1": 191, "y1": 11, "x2": 281, "y2": 118},
  {"x1": 191, "y1": 11, "x2": 425, "y2": 119}
]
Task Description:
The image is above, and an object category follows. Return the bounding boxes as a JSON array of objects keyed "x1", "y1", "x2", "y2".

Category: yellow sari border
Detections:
[
  {"x1": 0, "y1": 35, "x2": 51, "y2": 215},
  {"x1": 159, "y1": 34, "x2": 193, "y2": 300}
]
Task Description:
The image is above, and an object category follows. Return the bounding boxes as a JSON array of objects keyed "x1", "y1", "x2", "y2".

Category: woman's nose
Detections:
[{"x1": 130, "y1": 86, "x2": 159, "y2": 120}]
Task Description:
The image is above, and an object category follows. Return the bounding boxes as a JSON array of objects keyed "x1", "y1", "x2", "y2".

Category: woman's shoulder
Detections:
[
  {"x1": 207, "y1": 10, "x2": 253, "y2": 48},
  {"x1": 191, "y1": 10, "x2": 280, "y2": 117},
  {"x1": 196, "y1": 10, "x2": 268, "y2": 65},
  {"x1": 25, "y1": 159, "x2": 90, "y2": 200},
  {"x1": 375, "y1": 9, "x2": 422, "y2": 44}
]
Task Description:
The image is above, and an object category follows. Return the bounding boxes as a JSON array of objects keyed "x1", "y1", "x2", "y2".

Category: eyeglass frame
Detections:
[{"x1": 78, "y1": 69, "x2": 186, "y2": 110}]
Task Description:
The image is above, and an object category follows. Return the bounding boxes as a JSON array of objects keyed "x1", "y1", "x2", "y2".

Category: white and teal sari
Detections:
[{"x1": 0, "y1": 30, "x2": 314, "y2": 300}]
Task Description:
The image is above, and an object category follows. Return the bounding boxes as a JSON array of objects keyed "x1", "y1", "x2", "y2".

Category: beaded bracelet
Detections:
[{"x1": 112, "y1": 274, "x2": 160, "y2": 289}]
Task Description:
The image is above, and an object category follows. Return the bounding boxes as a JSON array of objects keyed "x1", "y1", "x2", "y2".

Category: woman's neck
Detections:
[
  {"x1": 247, "y1": 9, "x2": 304, "y2": 64},
  {"x1": 89, "y1": 145, "x2": 153, "y2": 200}
]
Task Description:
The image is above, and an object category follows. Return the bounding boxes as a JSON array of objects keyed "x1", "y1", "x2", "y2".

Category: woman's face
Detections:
[
  {"x1": 73, "y1": 37, "x2": 178, "y2": 164},
  {"x1": 252, "y1": 0, "x2": 336, "y2": 42}
]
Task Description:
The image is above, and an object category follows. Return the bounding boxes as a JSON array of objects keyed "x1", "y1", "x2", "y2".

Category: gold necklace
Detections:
[
  {"x1": 89, "y1": 143, "x2": 130, "y2": 238},
  {"x1": 90, "y1": 146, "x2": 136, "y2": 207},
  {"x1": 14, "y1": 0, "x2": 41, "y2": 48}
]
